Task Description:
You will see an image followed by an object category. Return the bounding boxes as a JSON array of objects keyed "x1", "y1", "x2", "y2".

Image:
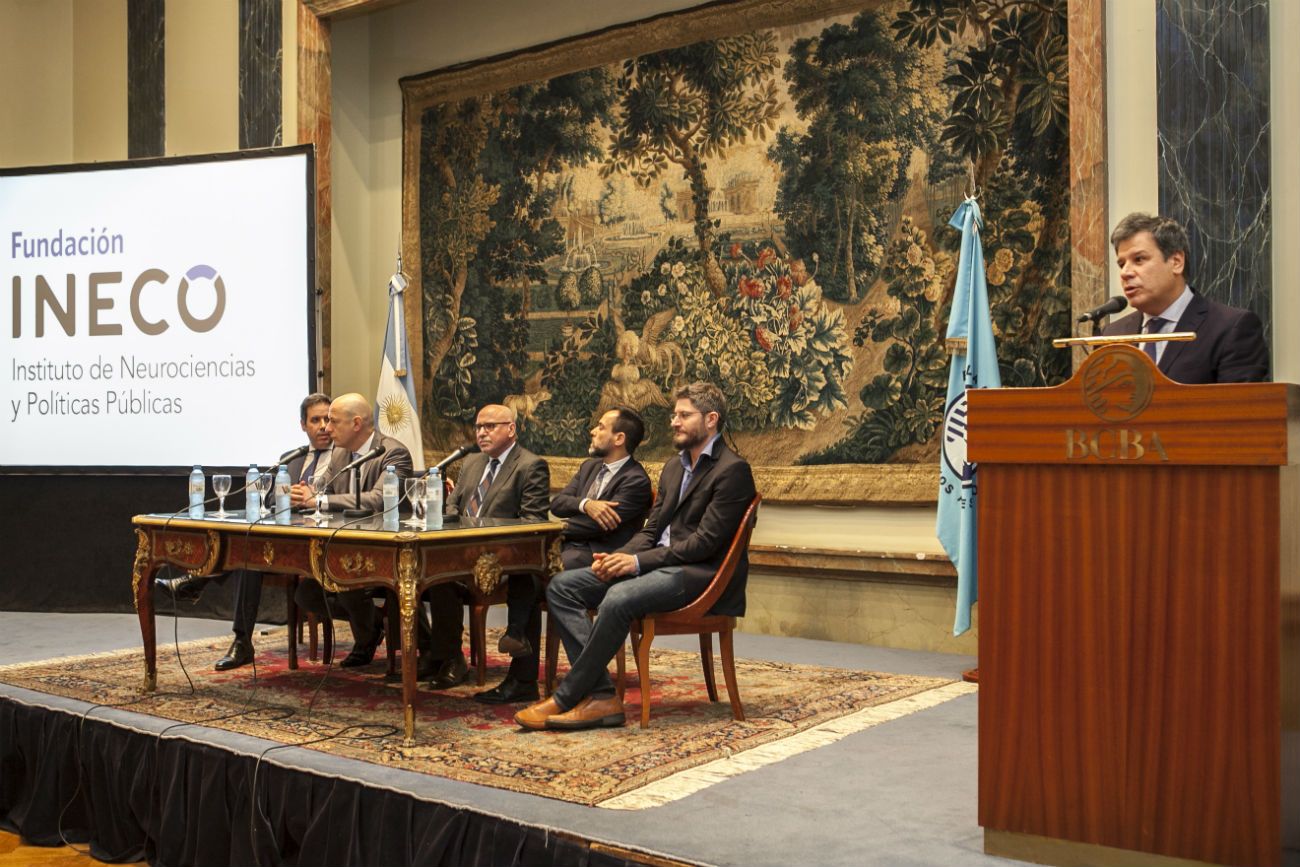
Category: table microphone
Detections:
[
  {"x1": 316, "y1": 444, "x2": 387, "y2": 516},
  {"x1": 433, "y1": 443, "x2": 480, "y2": 472},
  {"x1": 278, "y1": 444, "x2": 310, "y2": 464}
]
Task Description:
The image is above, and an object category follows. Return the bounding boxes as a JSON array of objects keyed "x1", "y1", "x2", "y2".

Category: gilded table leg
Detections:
[
  {"x1": 132, "y1": 529, "x2": 158, "y2": 692},
  {"x1": 398, "y1": 547, "x2": 419, "y2": 745}
]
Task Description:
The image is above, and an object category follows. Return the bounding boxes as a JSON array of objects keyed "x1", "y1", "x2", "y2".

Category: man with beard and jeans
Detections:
[
  {"x1": 292, "y1": 392, "x2": 414, "y2": 667},
  {"x1": 155, "y1": 392, "x2": 334, "y2": 671},
  {"x1": 516, "y1": 382, "x2": 756, "y2": 730}
]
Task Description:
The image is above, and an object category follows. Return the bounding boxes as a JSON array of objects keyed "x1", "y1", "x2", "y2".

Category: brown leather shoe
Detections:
[
  {"x1": 514, "y1": 697, "x2": 563, "y2": 731},
  {"x1": 546, "y1": 694, "x2": 626, "y2": 730}
]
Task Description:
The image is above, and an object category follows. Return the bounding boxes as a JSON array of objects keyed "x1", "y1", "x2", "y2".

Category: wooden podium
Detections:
[{"x1": 967, "y1": 345, "x2": 1299, "y2": 867}]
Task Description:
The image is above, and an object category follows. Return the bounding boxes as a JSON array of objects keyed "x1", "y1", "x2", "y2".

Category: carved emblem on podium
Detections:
[{"x1": 1081, "y1": 350, "x2": 1153, "y2": 422}]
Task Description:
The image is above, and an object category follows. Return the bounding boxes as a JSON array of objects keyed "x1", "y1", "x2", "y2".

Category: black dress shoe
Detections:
[
  {"x1": 156, "y1": 573, "x2": 211, "y2": 603},
  {"x1": 497, "y1": 631, "x2": 533, "y2": 659},
  {"x1": 214, "y1": 637, "x2": 254, "y2": 671},
  {"x1": 339, "y1": 635, "x2": 381, "y2": 668},
  {"x1": 339, "y1": 611, "x2": 385, "y2": 667},
  {"x1": 427, "y1": 652, "x2": 469, "y2": 689},
  {"x1": 474, "y1": 675, "x2": 539, "y2": 705}
]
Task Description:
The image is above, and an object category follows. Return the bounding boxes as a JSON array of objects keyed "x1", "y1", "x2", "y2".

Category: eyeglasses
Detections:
[
  {"x1": 669, "y1": 411, "x2": 702, "y2": 421},
  {"x1": 474, "y1": 421, "x2": 512, "y2": 432}
]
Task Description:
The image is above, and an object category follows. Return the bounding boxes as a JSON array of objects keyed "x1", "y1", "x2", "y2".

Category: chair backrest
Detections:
[{"x1": 665, "y1": 493, "x2": 761, "y2": 621}]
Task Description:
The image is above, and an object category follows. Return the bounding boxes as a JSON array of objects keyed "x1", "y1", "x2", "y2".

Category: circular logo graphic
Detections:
[
  {"x1": 1082, "y1": 350, "x2": 1154, "y2": 422},
  {"x1": 942, "y1": 392, "x2": 974, "y2": 487}
]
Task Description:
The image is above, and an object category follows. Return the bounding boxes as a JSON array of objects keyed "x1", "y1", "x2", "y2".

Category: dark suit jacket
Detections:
[
  {"x1": 550, "y1": 457, "x2": 653, "y2": 570},
  {"x1": 1102, "y1": 290, "x2": 1269, "y2": 384},
  {"x1": 620, "y1": 439, "x2": 756, "y2": 617},
  {"x1": 319, "y1": 434, "x2": 414, "y2": 512},
  {"x1": 445, "y1": 444, "x2": 550, "y2": 521}
]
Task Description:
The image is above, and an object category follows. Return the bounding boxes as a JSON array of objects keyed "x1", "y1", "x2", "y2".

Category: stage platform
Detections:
[{"x1": 0, "y1": 610, "x2": 1007, "y2": 867}]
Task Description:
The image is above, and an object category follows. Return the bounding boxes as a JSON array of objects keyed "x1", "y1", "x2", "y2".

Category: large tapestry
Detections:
[{"x1": 400, "y1": 0, "x2": 1078, "y2": 503}]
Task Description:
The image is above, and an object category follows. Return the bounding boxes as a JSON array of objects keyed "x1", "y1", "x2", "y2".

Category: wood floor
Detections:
[{"x1": 0, "y1": 831, "x2": 98, "y2": 865}]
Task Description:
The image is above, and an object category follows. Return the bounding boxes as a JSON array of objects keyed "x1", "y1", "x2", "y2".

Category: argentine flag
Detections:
[
  {"x1": 937, "y1": 197, "x2": 999, "y2": 636},
  {"x1": 375, "y1": 259, "x2": 425, "y2": 471}
]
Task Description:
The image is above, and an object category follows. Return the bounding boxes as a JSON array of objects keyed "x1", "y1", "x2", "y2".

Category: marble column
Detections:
[
  {"x1": 1156, "y1": 0, "x2": 1271, "y2": 339},
  {"x1": 127, "y1": 0, "x2": 164, "y2": 158},
  {"x1": 239, "y1": 0, "x2": 283, "y2": 149}
]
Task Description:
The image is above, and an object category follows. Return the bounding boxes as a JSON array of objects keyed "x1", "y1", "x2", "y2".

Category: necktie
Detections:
[
  {"x1": 468, "y1": 458, "x2": 499, "y2": 517},
  {"x1": 585, "y1": 464, "x2": 610, "y2": 501},
  {"x1": 1143, "y1": 316, "x2": 1167, "y2": 362},
  {"x1": 300, "y1": 449, "x2": 323, "y2": 484}
]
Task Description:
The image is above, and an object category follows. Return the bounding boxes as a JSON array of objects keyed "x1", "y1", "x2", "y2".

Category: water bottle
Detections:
[
  {"x1": 245, "y1": 465, "x2": 261, "y2": 521},
  {"x1": 188, "y1": 465, "x2": 204, "y2": 518},
  {"x1": 425, "y1": 467, "x2": 444, "y2": 530},
  {"x1": 382, "y1": 465, "x2": 399, "y2": 530},
  {"x1": 274, "y1": 463, "x2": 292, "y2": 525}
]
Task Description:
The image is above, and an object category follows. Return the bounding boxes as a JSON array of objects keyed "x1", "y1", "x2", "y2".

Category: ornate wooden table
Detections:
[{"x1": 132, "y1": 511, "x2": 565, "y2": 742}]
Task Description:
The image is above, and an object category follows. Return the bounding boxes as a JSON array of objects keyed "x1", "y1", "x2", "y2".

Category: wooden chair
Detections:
[
  {"x1": 292, "y1": 585, "x2": 401, "y2": 676},
  {"x1": 542, "y1": 605, "x2": 625, "y2": 700},
  {"x1": 627, "y1": 493, "x2": 760, "y2": 728}
]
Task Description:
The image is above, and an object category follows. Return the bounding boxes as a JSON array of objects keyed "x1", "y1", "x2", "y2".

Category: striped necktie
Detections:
[{"x1": 468, "y1": 458, "x2": 499, "y2": 517}]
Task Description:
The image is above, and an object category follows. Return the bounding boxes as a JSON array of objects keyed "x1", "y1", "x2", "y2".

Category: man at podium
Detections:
[{"x1": 1103, "y1": 212, "x2": 1269, "y2": 383}]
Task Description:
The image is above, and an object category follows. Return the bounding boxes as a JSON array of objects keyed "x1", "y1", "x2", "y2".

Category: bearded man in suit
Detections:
[
  {"x1": 155, "y1": 392, "x2": 335, "y2": 671},
  {"x1": 548, "y1": 407, "x2": 653, "y2": 572},
  {"x1": 517, "y1": 382, "x2": 756, "y2": 730},
  {"x1": 1101, "y1": 212, "x2": 1269, "y2": 383},
  {"x1": 292, "y1": 392, "x2": 414, "y2": 667},
  {"x1": 424, "y1": 404, "x2": 551, "y2": 698}
]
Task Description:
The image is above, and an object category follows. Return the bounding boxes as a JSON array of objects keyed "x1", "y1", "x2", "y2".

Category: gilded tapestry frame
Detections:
[{"x1": 397, "y1": 0, "x2": 1107, "y2": 505}]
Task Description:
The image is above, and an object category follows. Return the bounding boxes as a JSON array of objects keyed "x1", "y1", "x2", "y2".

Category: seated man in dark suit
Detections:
[
  {"x1": 292, "y1": 392, "x2": 414, "y2": 667},
  {"x1": 425, "y1": 404, "x2": 551, "y2": 700},
  {"x1": 549, "y1": 407, "x2": 653, "y2": 572},
  {"x1": 1102, "y1": 212, "x2": 1269, "y2": 383},
  {"x1": 156, "y1": 392, "x2": 334, "y2": 671},
  {"x1": 517, "y1": 381, "x2": 756, "y2": 730}
]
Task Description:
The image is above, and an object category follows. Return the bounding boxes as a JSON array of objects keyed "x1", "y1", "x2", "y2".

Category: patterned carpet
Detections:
[{"x1": 0, "y1": 627, "x2": 968, "y2": 806}]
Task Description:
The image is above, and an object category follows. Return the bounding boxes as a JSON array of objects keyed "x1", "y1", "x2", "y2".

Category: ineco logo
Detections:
[{"x1": 10, "y1": 265, "x2": 226, "y2": 337}]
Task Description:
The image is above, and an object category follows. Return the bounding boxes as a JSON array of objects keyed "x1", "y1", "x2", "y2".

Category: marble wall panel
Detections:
[
  {"x1": 1068, "y1": 0, "x2": 1108, "y2": 367},
  {"x1": 240, "y1": 0, "x2": 283, "y2": 149},
  {"x1": 1156, "y1": 0, "x2": 1271, "y2": 341},
  {"x1": 298, "y1": 5, "x2": 331, "y2": 392},
  {"x1": 127, "y1": 0, "x2": 164, "y2": 158}
]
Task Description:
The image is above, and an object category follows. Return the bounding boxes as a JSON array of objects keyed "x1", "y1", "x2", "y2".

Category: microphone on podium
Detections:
[{"x1": 1077, "y1": 296, "x2": 1128, "y2": 324}]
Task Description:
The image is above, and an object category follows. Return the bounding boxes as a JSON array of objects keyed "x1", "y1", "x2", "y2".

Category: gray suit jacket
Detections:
[
  {"x1": 319, "y1": 434, "x2": 414, "y2": 512},
  {"x1": 445, "y1": 445, "x2": 550, "y2": 521}
]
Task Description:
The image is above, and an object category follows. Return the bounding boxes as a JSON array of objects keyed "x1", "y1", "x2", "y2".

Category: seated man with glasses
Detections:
[
  {"x1": 517, "y1": 381, "x2": 756, "y2": 730},
  {"x1": 423, "y1": 404, "x2": 551, "y2": 698}
]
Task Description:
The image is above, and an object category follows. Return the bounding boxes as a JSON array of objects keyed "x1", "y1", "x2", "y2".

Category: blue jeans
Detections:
[{"x1": 546, "y1": 564, "x2": 703, "y2": 709}]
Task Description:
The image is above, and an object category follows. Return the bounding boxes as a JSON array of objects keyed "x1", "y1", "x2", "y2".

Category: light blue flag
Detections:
[
  {"x1": 937, "y1": 197, "x2": 999, "y2": 636},
  {"x1": 374, "y1": 254, "x2": 426, "y2": 471}
]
